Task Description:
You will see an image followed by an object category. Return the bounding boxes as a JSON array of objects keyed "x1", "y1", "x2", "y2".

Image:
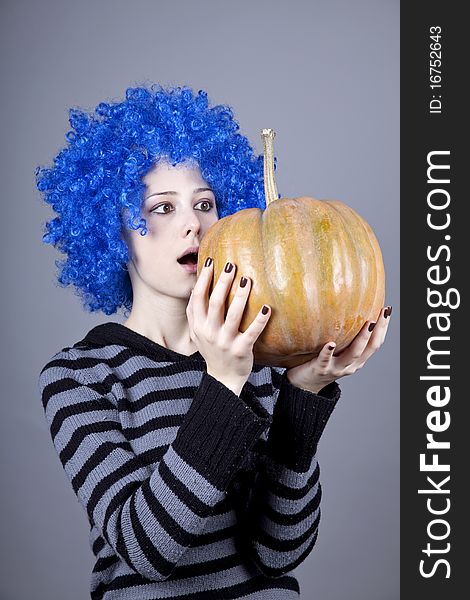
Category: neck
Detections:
[{"x1": 123, "y1": 286, "x2": 197, "y2": 356}]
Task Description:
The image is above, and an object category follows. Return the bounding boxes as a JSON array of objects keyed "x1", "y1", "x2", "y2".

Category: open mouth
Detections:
[{"x1": 177, "y1": 252, "x2": 198, "y2": 266}]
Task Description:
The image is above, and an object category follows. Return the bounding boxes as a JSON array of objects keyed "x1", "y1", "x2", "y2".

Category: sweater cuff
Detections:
[
  {"x1": 266, "y1": 373, "x2": 341, "y2": 471},
  {"x1": 172, "y1": 372, "x2": 270, "y2": 491}
]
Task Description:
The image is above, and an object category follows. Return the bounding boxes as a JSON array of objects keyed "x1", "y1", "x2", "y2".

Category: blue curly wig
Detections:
[{"x1": 36, "y1": 83, "x2": 277, "y2": 316}]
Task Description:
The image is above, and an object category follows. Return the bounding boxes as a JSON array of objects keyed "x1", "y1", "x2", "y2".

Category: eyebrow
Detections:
[{"x1": 145, "y1": 187, "x2": 214, "y2": 201}]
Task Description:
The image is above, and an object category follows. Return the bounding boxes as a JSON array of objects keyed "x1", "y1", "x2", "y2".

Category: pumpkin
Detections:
[{"x1": 197, "y1": 128, "x2": 385, "y2": 368}]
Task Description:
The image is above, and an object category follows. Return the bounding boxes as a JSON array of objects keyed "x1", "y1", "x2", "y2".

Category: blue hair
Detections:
[{"x1": 36, "y1": 83, "x2": 275, "y2": 316}]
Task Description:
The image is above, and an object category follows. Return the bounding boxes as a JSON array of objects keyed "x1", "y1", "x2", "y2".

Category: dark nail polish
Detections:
[
  {"x1": 204, "y1": 257, "x2": 212, "y2": 267},
  {"x1": 240, "y1": 276, "x2": 247, "y2": 288},
  {"x1": 368, "y1": 322, "x2": 376, "y2": 332},
  {"x1": 224, "y1": 262, "x2": 233, "y2": 273},
  {"x1": 261, "y1": 305, "x2": 269, "y2": 315},
  {"x1": 384, "y1": 306, "x2": 393, "y2": 318},
  {"x1": 328, "y1": 344, "x2": 336, "y2": 351}
]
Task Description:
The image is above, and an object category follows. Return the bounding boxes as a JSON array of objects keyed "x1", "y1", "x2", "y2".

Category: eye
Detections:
[
  {"x1": 150, "y1": 202, "x2": 173, "y2": 214},
  {"x1": 195, "y1": 199, "x2": 215, "y2": 211}
]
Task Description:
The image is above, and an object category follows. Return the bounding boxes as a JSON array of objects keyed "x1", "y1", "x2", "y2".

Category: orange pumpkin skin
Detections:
[{"x1": 197, "y1": 195, "x2": 385, "y2": 368}]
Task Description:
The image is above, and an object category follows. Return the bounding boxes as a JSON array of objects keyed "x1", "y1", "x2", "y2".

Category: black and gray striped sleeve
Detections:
[
  {"x1": 241, "y1": 369, "x2": 340, "y2": 577},
  {"x1": 38, "y1": 354, "x2": 270, "y2": 582}
]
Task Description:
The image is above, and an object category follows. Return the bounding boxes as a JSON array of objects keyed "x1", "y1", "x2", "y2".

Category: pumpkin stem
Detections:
[{"x1": 261, "y1": 128, "x2": 279, "y2": 207}]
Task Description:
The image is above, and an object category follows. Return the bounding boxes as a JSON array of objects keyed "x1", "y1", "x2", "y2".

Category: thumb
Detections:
[{"x1": 317, "y1": 341, "x2": 336, "y2": 366}]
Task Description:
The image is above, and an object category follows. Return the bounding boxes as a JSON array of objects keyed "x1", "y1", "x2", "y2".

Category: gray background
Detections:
[{"x1": 0, "y1": 0, "x2": 399, "y2": 598}]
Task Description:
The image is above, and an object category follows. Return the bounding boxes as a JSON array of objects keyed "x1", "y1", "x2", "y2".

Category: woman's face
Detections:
[{"x1": 123, "y1": 158, "x2": 219, "y2": 301}]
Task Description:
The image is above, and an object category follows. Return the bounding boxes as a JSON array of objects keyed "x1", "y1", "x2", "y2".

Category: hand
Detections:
[
  {"x1": 286, "y1": 306, "x2": 393, "y2": 394},
  {"x1": 186, "y1": 258, "x2": 272, "y2": 396}
]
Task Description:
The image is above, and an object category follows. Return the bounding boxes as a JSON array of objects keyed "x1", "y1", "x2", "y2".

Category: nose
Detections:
[{"x1": 181, "y1": 211, "x2": 201, "y2": 238}]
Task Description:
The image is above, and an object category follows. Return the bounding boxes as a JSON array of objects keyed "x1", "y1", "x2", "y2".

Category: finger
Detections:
[
  {"x1": 191, "y1": 256, "x2": 214, "y2": 325},
  {"x1": 377, "y1": 305, "x2": 392, "y2": 346},
  {"x1": 223, "y1": 275, "x2": 252, "y2": 336},
  {"x1": 335, "y1": 318, "x2": 376, "y2": 370},
  {"x1": 206, "y1": 260, "x2": 237, "y2": 330},
  {"x1": 237, "y1": 303, "x2": 271, "y2": 348},
  {"x1": 367, "y1": 306, "x2": 390, "y2": 347},
  {"x1": 353, "y1": 306, "x2": 391, "y2": 365}
]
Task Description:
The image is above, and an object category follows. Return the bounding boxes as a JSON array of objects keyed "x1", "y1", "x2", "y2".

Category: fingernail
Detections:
[
  {"x1": 224, "y1": 261, "x2": 233, "y2": 273},
  {"x1": 204, "y1": 257, "x2": 212, "y2": 267},
  {"x1": 261, "y1": 305, "x2": 269, "y2": 315},
  {"x1": 384, "y1": 306, "x2": 393, "y2": 318},
  {"x1": 240, "y1": 276, "x2": 247, "y2": 288},
  {"x1": 368, "y1": 322, "x2": 376, "y2": 332},
  {"x1": 328, "y1": 344, "x2": 336, "y2": 351}
]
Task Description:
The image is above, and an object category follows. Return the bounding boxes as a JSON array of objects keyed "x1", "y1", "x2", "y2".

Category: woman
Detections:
[{"x1": 37, "y1": 84, "x2": 391, "y2": 599}]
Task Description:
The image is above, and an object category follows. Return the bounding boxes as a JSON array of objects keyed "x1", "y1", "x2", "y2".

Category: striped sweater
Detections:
[{"x1": 38, "y1": 321, "x2": 341, "y2": 599}]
